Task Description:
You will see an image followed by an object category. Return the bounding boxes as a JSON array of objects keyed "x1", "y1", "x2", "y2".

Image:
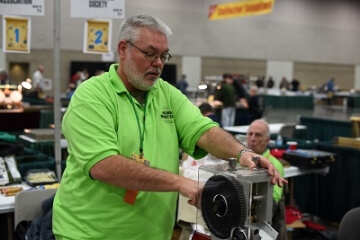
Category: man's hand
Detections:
[
  {"x1": 178, "y1": 177, "x2": 203, "y2": 208},
  {"x1": 239, "y1": 151, "x2": 288, "y2": 187}
]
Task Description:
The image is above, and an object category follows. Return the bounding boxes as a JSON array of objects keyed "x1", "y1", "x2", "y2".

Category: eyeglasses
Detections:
[{"x1": 126, "y1": 41, "x2": 172, "y2": 63}]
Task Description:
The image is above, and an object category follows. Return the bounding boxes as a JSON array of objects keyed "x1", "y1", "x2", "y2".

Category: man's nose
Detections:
[{"x1": 152, "y1": 56, "x2": 164, "y2": 66}]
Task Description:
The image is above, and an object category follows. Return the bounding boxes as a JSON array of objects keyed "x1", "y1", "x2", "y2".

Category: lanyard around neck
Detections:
[{"x1": 126, "y1": 93, "x2": 147, "y2": 155}]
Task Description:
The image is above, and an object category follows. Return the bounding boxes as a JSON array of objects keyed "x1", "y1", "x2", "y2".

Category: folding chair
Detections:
[
  {"x1": 14, "y1": 188, "x2": 57, "y2": 230},
  {"x1": 279, "y1": 124, "x2": 296, "y2": 139}
]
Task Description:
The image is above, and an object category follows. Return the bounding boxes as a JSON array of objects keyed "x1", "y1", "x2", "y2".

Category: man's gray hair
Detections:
[
  {"x1": 117, "y1": 14, "x2": 172, "y2": 44},
  {"x1": 252, "y1": 119, "x2": 270, "y2": 138}
]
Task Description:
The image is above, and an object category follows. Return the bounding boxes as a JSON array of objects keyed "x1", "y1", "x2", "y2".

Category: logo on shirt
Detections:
[{"x1": 160, "y1": 107, "x2": 173, "y2": 123}]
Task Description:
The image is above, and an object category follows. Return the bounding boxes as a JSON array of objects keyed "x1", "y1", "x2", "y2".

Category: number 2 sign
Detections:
[
  {"x1": 84, "y1": 19, "x2": 112, "y2": 54},
  {"x1": 3, "y1": 16, "x2": 31, "y2": 53}
]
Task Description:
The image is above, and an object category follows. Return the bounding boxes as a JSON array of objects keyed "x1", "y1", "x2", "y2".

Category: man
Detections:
[
  {"x1": 246, "y1": 119, "x2": 286, "y2": 239},
  {"x1": 290, "y1": 78, "x2": 300, "y2": 92},
  {"x1": 325, "y1": 78, "x2": 335, "y2": 105},
  {"x1": 214, "y1": 73, "x2": 238, "y2": 127},
  {"x1": 176, "y1": 74, "x2": 188, "y2": 95},
  {"x1": 32, "y1": 65, "x2": 45, "y2": 97},
  {"x1": 198, "y1": 102, "x2": 221, "y2": 127},
  {"x1": 244, "y1": 85, "x2": 264, "y2": 124},
  {"x1": 53, "y1": 15, "x2": 286, "y2": 240},
  {"x1": 267, "y1": 76, "x2": 274, "y2": 89},
  {"x1": 0, "y1": 70, "x2": 12, "y2": 85},
  {"x1": 279, "y1": 77, "x2": 290, "y2": 90}
]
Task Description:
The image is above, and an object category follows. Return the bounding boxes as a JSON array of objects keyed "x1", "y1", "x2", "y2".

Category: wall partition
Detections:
[{"x1": 293, "y1": 62, "x2": 355, "y2": 90}]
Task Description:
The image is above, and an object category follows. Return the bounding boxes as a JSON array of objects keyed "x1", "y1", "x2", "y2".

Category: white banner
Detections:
[
  {"x1": 0, "y1": 0, "x2": 44, "y2": 16},
  {"x1": 71, "y1": 0, "x2": 125, "y2": 19}
]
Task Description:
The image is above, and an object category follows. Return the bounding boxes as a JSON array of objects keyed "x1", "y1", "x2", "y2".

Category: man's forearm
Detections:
[
  {"x1": 197, "y1": 127, "x2": 247, "y2": 160},
  {"x1": 90, "y1": 155, "x2": 183, "y2": 192}
]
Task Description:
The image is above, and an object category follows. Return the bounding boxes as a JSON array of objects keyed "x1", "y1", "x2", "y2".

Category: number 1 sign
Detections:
[
  {"x1": 84, "y1": 19, "x2": 112, "y2": 54},
  {"x1": 2, "y1": 16, "x2": 31, "y2": 53}
]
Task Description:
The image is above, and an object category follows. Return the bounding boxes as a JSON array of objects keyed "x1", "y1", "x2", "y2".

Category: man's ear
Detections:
[{"x1": 117, "y1": 40, "x2": 128, "y2": 57}]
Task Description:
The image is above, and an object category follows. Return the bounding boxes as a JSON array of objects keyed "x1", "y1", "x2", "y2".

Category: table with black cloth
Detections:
[
  {"x1": 346, "y1": 95, "x2": 360, "y2": 108},
  {"x1": 299, "y1": 116, "x2": 352, "y2": 141},
  {"x1": 0, "y1": 106, "x2": 53, "y2": 132},
  {"x1": 262, "y1": 95, "x2": 314, "y2": 110},
  {"x1": 293, "y1": 142, "x2": 360, "y2": 223},
  {"x1": 18, "y1": 134, "x2": 68, "y2": 162}
]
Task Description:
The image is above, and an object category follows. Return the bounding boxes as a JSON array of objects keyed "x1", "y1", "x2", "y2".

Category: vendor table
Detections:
[
  {"x1": 262, "y1": 95, "x2": 314, "y2": 109},
  {"x1": 224, "y1": 123, "x2": 307, "y2": 135},
  {"x1": 18, "y1": 134, "x2": 68, "y2": 160},
  {"x1": 346, "y1": 95, "x2": 360, "y2": 108},
  {"x1": 0, "y1": 183, "x2": 30, "y2": 240}
]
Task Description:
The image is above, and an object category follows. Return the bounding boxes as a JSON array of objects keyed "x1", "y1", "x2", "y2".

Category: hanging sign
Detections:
[
  {"x1": 83, "y1": 19, "x2": 112, "y2": 54},
  {"x1": 2, "y1": 16, "x2": 31, "y2": 53},
  {"x1": 0, "y1": 0, "x2": 44, "y2": 16},
  {"x1": 71, "y1": 0, "x2": 125, "y2": 19},
  {"x1": 209, "y1": 0, "x2": 274, "y2": 20}
]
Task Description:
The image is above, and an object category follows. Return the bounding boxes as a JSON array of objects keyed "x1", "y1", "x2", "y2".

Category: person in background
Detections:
[
  {"x1": 246, "y1": 119, "x2": 286, "y2": 240},
  {"x1": 95, "y1": 69, "x2": 105, "y2": 76},
  {"x1": 176, "y1": 74, "x2": 189, "y2": 95},
  {"x1": 52, "y1": 14, "x2": 286, "y2": 240},
  {"x1": 0, "y1": 70, "x2": 13, "y2": 85},
  {"x1": 325, "y1": 78, "x2": 335, "y2": 105},
  {"x1": 79, "y1": 68, "x2": 89, "y2": 83},
  {"x1": 32, "y1": 65, "x2": 45, "y2": 97},
  {"x1": 74, "y1": 68, "x2": 90, "y2": 87},
  {"x1": 214, "y1": 73, "x2": 238, "y2": 127},
  {"x1": 279, "y1": 77, "x2": 290, "y2": 90},
  {"x1": 290, "y1": 78, "x2": 300, "y2": 92},
  {"x1": 267, "y1": 76, "x2": 274, "y2": 89},
  {"x1": 256, "y1": 76, "x2": 265, "y2": 88},
  {"x1": 70, "y1": 71, "x2": 82, "y2": 84},
  {"x1": 198, "y1": 102, "x2": 222, "y2": 127},
  {"x1": 66, "y1": 83, "x2": 76, "y2": 99},
  {"x1": 233, "y1": 76, "x2": 249, "y2": 109},
  {"x1": 244, "y1": 85, "x2": 264, "y2": 124}
]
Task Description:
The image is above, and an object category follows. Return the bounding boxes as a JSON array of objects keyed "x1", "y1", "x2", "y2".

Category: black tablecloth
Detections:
[{"x1": 293, "y1": 142, "x2": 360, "y2": 223}]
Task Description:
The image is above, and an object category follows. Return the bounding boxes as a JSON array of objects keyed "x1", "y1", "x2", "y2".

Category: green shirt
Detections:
[
  {"x1": 214, "y1": 83, "x2": 237, "y2": 107},
  {"x1": 262, "y1": 149, "x2": 284, "y2": 203},
  {"x1": 53, "y1": 64, "x2": 218, "y2": 240}
]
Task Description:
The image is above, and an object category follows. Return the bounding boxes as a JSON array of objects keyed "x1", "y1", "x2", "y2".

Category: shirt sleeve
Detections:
[{"x1": 167, "y1": 85, "x2": 219, "y2": 159}]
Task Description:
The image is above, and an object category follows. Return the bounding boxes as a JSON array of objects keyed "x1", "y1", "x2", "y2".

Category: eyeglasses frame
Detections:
[{"x1": 126, "y1": 41, "x2": 172, "y2": 63}]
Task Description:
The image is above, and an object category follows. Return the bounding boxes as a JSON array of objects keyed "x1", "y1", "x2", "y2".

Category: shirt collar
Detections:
[{"x1": 262, "y1": 148, "x2": 271, "y2": 157}]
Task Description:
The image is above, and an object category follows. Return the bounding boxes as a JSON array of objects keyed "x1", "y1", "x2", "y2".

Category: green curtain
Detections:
[
  {"x1": 262, "y1": 95, "x2": 314, "y2": 109},
  {"x1": 39, "y1": 110, "x2": 54, "y2": 128},
  {"x1": 299, "y1": 116, "x2": 351, "y2": 141},
  {"x1": 346, "y1": 96, "x2": 360, "y2": 108},
  {"x1": 294, "y1": 142, "x2": 360, "y2": 223}
]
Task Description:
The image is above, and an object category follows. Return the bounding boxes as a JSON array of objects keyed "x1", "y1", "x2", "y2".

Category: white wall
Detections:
[
  {"x1": 181, "y1": 56, "x2": 201, "y2": 88},
  {"x1": 266, "y1": 61, "x2": 293, "y2": 87}
]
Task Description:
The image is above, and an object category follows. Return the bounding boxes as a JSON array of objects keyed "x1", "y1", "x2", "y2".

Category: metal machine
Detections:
[{"x1": 197, "y1": 158, "x2": 278, "y2": 240}]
